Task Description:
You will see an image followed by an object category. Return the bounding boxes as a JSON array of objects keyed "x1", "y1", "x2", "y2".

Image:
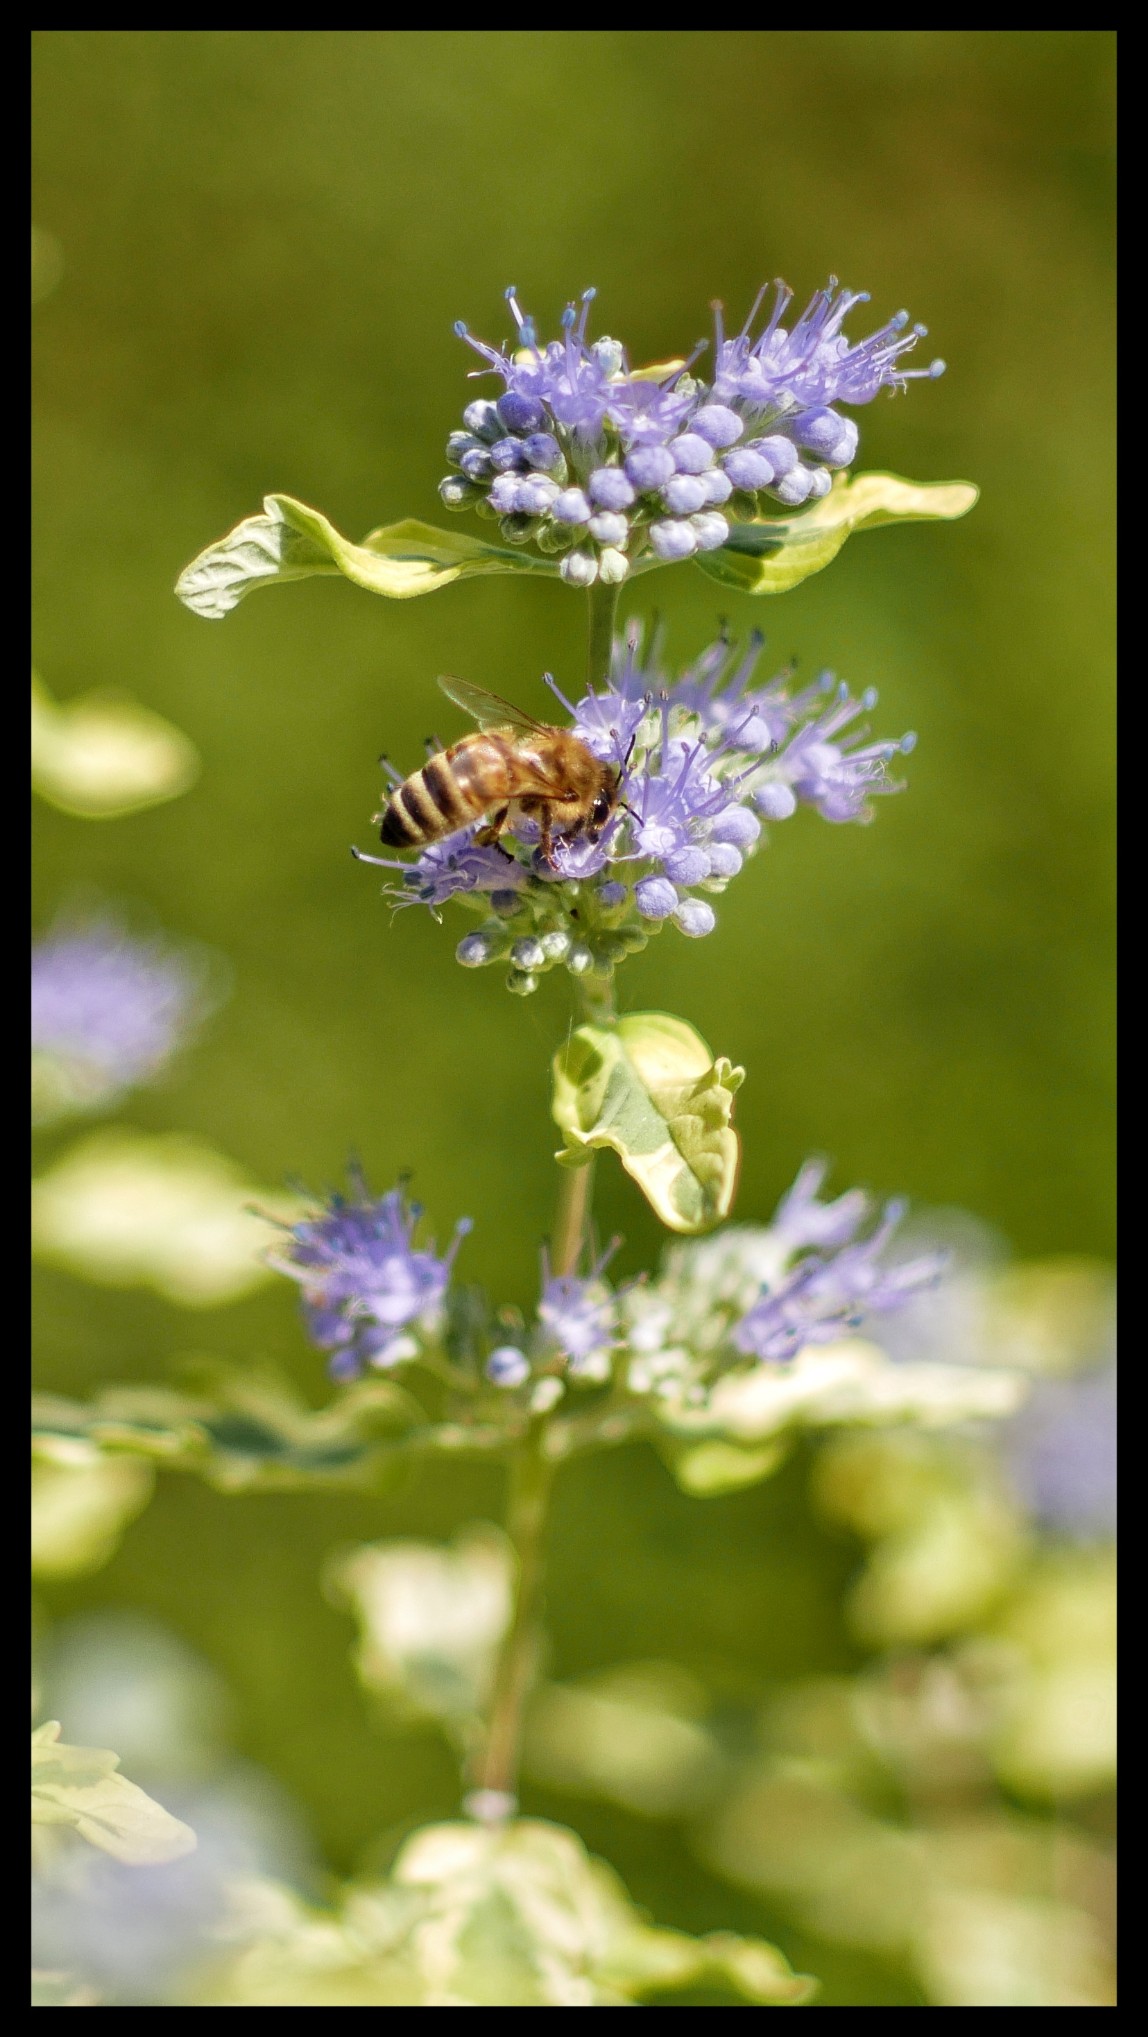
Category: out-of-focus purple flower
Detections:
[
  {"x1": 272, "y1": 1170, "x2": 471, "y2": 1379},
  {"x1": 772, "y1": 1157, "x2": 871, "y2": 1252},
  {"x1": 1004, "y1": 1360, "x2": 1117, "y2": 1539},
  {"x1": 537, "y1": 1242, "x2": 619, "y2": 1381},
  {"x1": 732, "y1": 1165, "x2": 946, "y2": 1365},
  {"x1": 31, "y1": 916, "x2": 208, "y2": 1113}
]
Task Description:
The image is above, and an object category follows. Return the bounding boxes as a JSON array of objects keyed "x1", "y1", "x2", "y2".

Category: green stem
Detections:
[
  {"x1": 587, "y1": 579, "x2": 620, "y2": 691},
  {"x1": 468, "y1": 1421, "x2": 554, "y2": 1807},
  {"x1": 466, "y1": 597, "x2": 620, "y2": 1821}
]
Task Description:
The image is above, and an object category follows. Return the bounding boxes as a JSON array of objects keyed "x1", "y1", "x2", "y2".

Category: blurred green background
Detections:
[{"x1": 33, "y1": 31, "x2": 1114, "y2": 2006}]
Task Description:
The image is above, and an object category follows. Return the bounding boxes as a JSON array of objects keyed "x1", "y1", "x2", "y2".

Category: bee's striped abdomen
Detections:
[{"x1": 379, "y1": 736, "x2": 510, "y2": 848}]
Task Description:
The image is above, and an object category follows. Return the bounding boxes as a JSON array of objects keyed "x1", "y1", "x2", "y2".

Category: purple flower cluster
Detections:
[
  {"x1": 731, "y1": 1163, "x2": 947, "y2": 1365},
  {"x1": 31, "y1": 914, "x2": 209, "y2": 1115},
  {"x1": 440, "y1": 283, "x2": 942, "y2": 583},
  {"x1": 273, "y1": 1170, "x2": 472, "y2": 1380},
  {"x1": 359, "y1": 626, "x2": 916, "y2": 991}
]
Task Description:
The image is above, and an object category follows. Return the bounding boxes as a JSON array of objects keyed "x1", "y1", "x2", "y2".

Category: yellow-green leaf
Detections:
[
  {"x1": 175, "y1": 495, "x2": 555, "y2": 618},
  {"x1": 695, "y1": 471, "x2": 978, "y2": 596},
  {"x1": 31, "y1": 1722, "x2": 196, "y2": 1865},
  {"x1": 552, "y1": 1014, "x2": 743, "y2": 1235}
]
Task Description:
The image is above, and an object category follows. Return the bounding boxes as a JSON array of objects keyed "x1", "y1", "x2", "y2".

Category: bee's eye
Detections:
[{"x1": 591, "y1": 790, "x2": 612, "y2": 827}]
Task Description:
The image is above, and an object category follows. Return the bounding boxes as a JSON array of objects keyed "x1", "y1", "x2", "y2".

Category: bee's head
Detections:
[{"x1": 587, "y1": 772, "x2": 620, "y2": 841}]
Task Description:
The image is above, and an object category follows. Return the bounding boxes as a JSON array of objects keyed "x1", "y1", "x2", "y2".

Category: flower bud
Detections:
[
  {"x1": 625, "y1": 445, "x2": 675, "y2": 491},
  {"x1": 439, "y1": 476, "x2": 481, "y2": 510},
  {"x1": 498, "y1": 514, "x2": 535, "y2": 544},
  {"x1": 552, "y1": 487, "x2": 592, "y2": 525},
  {"x1": 698, "y1": 468, "x2": 733, "y2": 506},
  {"x1": 560, "y1": 549, "x2": 599, "y2": 586},
  {"x1": 510, "y1": 936, "x2": 546, "y2": 972},
  {"x1": 462, "y1": 399, "x2": 501, "y2": 438},
  {"x1": 793, "y1": 407, "x2": 858, "y2": 466},
  {"x1": 540, "y1": 928, "x2": 573, "y2": 961},
  {"x1": 457, "y1": 931, "x2": 498, "y2": 967},
  {"x1": 663, "y1": 845, "x2": 710, "y2": 885},
  {"x1": 490, "y1": 889, "x2": 524, "y2": 917},
  {"x1": 674, "y1": 898, "x2": 716, "y2": 937},
  {"x1": 706, "y1": 841, "x2": 744, "y2": 878},
  {"x1": 588, "y1": 467, "x2": 636, "y2": 510},
  {"x1": 506, "y1": 967, "x2": 539, "y2": 996},
  {"x1": 690, "y1": 404, "x2": 745, "y2": 449},
  {"x1": 488, "y1": 473, "x2": 523, "y2": 513},
  {"x1": 805, "y1": 467, "x2": 833, "y2": 499},
  {"x1": 491, "y1": 436, "x2": 529, "y2": 472},
  {"x1": 663, "y1": 473, "x2": 709, "y2": 515},
  {"x1": 517, "y1": 475, "x2": 560, "y2": 514},
  {"x1": 772, "y1": 467, "x2": 815, "y2": 507},
  {"x1": 588, "y1": 510, "x2": 629, "y2": 546},
  {"x1": 446, "y1": 430, "x2": 481, "y2": 464},
  {"x1": 755, "y1": 782, "x2": 798, "y2": 819},
  {"x1": 671, "y1": 433, "x2": 715, "y2": 474},
  {"x1": 596, "y1": 547, "x2": 630, "y2": 584},
  {"x1": 459, "y1": 446, "x2": 493, "y2": 481},
  {"x1": 750, "y1": 434, "x2": 799, "y2": 477},
  {"x1": 722, "y1": 448, "x2": 774, "y2": 491},
  {"x1": 709, "y1": 804, "x2": 761, "y2": 848},
  {"x1": 591, "y1": 337, "x2": 625, "y2": 375},
  {"x1": 497, "y1": 390, "x2": 545, "y2": 433},
  {"x1": 486, "y1": 1345, "x2": 530, "y2": 1387},
  {"x1": 523, "y1": 432, "x2": 563, "y2": 471},
  {"x1": 689, "y1": 512, "x2": 730, "y2": 551},
  {"x1": 567, "y1": 942, "x2": 595, "y2": 974},
  {"x1": 648, "y1": 519, "x2": 698, "y2": 561},
  {"x1": 535, "y1": 521, "x2": 576, "y2": 553},
  {"x1": 635, "y1": 875, "x2": 679, "y2": 919}
]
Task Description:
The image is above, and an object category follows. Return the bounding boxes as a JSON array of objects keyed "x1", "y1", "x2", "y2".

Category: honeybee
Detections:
[{"x1": 376, "y1": 677, "x2": 622, "y2": 869}]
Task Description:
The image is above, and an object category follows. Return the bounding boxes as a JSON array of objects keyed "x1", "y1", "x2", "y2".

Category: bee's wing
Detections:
[{"x1": 438, "y1": 675, "x2": 550, "y2": 735}]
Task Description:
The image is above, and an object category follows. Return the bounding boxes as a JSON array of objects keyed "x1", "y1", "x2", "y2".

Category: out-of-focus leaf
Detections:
[
  {"x1": 523, "y1": 1662, "x2": 725, "y2": 1819},
  {"x1": 175, "y1": 495, "x2": 556, "y2": 618},
  {"x1": 31, "y1": 225, "x2": 64, "y2": 305},
  {"x1": 699, "y1": 1761, "x2": 1115, "y2": 2005},
  {"x1": 695, "y1": 472, "x2": 978, "y2": 595},
  {"x1": 31, "y1": 1969, "x2": 99, "y2": 2007},
  {"x1": 30, "y1": 1129, "x2": 303, "y2": 1307},
  {"x1": 328, "y1": 1526, "x2": 513, "y2": 1733},
  {"x1": 983, "y1": 1548, "x2": 1116, "y2": 1801},
  {"x1": 31, "y1": 1722, "x2": 196, "y2": 1865},
  {"x1": 662, "y1": 1436, "x2": 791, "y2": 1497},
  {"x1": 813, "y1": 1429, "x2": 1029, "y2": 1646},
  {"x1": 552, "y1": 1014, "x2": 743, "y2": 1234},
  {"x1": 31, "y1": 1371, "x2": 425, "y2": 1495},
  {"x1": 31, "y1": 1455, "x2": 154, "y2": 1579},
  {"x1": 657, "y1": 1338, "x2": 1027, "y2": 1448},
  {"x1": 197, "y1": 1818, "x2": 814, "y2": 2006},
  {"x1": 32, "y1": 674, "x2": 199, "y2": 818}
]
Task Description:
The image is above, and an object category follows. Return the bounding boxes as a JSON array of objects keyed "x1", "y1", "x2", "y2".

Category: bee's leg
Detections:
[
  {"x1": 475, "y1": 805, "x2": 510, "y2": 847},
  {"x1": 539, "y1": 810, "x2": 558, "y2": 869}
]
